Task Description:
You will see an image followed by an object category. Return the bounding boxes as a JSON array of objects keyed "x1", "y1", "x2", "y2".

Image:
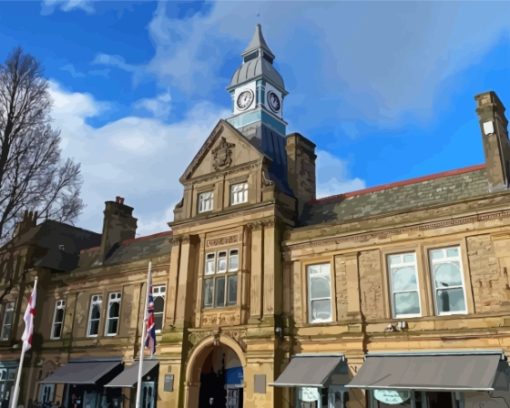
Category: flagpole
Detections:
[
  {"x1": 135, "y1": 262, "x2": 151, "y2": 408},
  {"x1": 11, "y1": 277, "x2": 37, "y2": 408}
]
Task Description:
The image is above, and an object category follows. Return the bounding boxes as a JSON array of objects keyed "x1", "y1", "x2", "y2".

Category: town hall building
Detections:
[{"x1": 2, "y1": 24, "x2": 510, "y2": 408}]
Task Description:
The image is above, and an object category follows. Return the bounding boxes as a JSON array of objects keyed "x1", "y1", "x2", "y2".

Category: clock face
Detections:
[
  {"x1": 236, "y1": 90, "x2": 254, "y2": 110},
  {"x1": 267, "y1": 91, "x2": 281, "y2": 112}
]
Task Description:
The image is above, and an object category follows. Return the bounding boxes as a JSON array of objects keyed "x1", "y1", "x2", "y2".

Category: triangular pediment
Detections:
[{"x1": 180, "y1": 120, "x2": 268, "y2": 183}]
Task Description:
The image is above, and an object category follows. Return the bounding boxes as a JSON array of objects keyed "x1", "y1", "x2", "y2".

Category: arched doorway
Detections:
[{"x1": 185, "y1": 336, "x2": 245, "y2": 408}]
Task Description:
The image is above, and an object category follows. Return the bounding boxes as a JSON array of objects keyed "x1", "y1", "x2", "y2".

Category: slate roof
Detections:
[
  {"x1": 301, "y1": 164, "x2": 490, "y2": 226},
  {"x1": 77, "y1": 231, "x2": 172, "y2": 270},
  {"x1": 7, "y1": 220, "x2": 101, "y2": 272}
]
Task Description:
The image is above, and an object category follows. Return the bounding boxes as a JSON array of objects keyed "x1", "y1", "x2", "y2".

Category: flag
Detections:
[
  {"x1": 145, "y1": 283, "x2": 156, "y2": 355},
  {"x1": 21, "y1": 281, "x2": 37, "y2": 351}
]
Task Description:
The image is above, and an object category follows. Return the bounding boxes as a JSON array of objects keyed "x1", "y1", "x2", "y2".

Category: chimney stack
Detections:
[
  {"x1": 475, "y1": 91, "x2": 510, "y2": 191},
  {"x1": 286, "y1": 133, "x2": 317, "y2": 217},
  {"x1": 13, "y1": 210, "x2": 38, "y2": 237},
  {"x1": 99, "y1": 196, "x2": 137, "y2": 261}
]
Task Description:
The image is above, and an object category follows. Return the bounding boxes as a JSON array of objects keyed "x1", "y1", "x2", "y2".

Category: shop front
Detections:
[
  {"x1": 0, "y1": 361, "x2": 17, "y2": 408},
  {"x1": 104, "y1": 359, "x2": 159, "y2": 408},
  {"x1": 39, "y1": 358, "x2": 123, "y2": 407},
  {"x1": 347, "y1": 350, "x2": 510, "y2": 408},
  {"x1": 271, "y1": 354, "x2": 349, "y2": 408}
]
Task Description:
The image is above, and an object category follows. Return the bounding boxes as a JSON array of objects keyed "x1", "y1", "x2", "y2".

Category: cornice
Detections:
[{"x1": 285, "y1": 208, "x2": 510, "y2": 253}]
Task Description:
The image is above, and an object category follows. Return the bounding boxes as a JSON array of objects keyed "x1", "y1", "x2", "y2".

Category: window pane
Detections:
[
  {"x1": 90, "y1": 320, "x2": 99, "y2": 336},
  {"x1": 55, "y1": 308, "x2": 64, "y2": 323},
  {"x1": 91, "y1": 304, "x2": 101, "y2": 319},
  {"x1": 205, "y1": 253, "x2": 215, "y2": 275},
  {"x1": 433, "y1": 262, "x2": 462, "y2": 287},
  {"x1": 310, "y1": 275, "x2": 330, "y2": 299},
  {"x1": 391, "y1": 266, "x2": 418, "y2": 291},
  {"x1": 403, "y1": 253, "x2": 415, "y2": 263},
  {"x1": 154, "y1": 296, "x2": 165, "y2": 331},
  {"x1": 218, "y1": 252, "x2": 227, "y2": 273},
  {"x1": 430, "y1": 249, "x2": 444, "y2": 260},
  {"x1": 394, "y1": 292, "x2": 420, "y2": 315},
  {"x1": 215, "y1": 277, "x2": 226, "y2": 307},
  {"x1": 446, "y1": 247, "x2": 459, "y2": 257},
  {"x1": 311, "y1": 299, "x2": 331, "y2": 322},
  {"x1": 227, "y1": 275, "x2": 237, "y2": 305},
  {"x1": 109, "y1": 302, "x2": 119, "y2": 318},
  {"x1": 437, "y1": 288, "x2": 466, "y2": 313},
  {"x1": 52, "y1": 323, "x2": 62, "y2": 339},
  {"x1": 203, "y1": 279, "x2": 214, "y2": 307},
  {"x1": 229, "y1": 250, "x2": 239, "y2": 272},
  {"x1": 107, "y1": 319, "x2": 118, "y2": 335},
  {"x1": 154, "y1": 296, "x2": 164, "y2": 313}
]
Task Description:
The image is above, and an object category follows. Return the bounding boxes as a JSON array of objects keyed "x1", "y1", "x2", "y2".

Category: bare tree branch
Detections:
[{"x1": 0, "y1": 48, "x2": 84, "y2": 297}]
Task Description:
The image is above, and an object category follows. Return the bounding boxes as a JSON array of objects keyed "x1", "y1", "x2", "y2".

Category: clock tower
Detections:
[{"x1": 227, "y1": 24, "x2": 289, "y2": 173}]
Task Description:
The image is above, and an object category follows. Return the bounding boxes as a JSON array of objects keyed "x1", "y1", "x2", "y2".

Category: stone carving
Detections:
[
  {"x1": 206, "y1": 234, "x2": 240, "y2": 248},
  {"x1": 212, "y1": 137, "x2": 235, "y2": 171}
]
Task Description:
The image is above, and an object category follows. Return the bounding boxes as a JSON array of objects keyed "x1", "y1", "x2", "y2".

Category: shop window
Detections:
[
  {"x1": 307, "y1": 264, "x2": 332, "y2": 323},
  {"x1": 105, "y1": 292, "x2": 121, "y2": 336},
  {"x1": 153, "y1": 285, "x2": 166, "y2": 332},
  {"x1": 198, "y1": 191, "x2": 214, "y2": 213},
  {"x1": 203, "y1": 249, "x2": 239, "y2": 308},
  {"x1": 51, "y1": 299, "x2": 66, "y2": 339},
  {"x1": 387, "y1": 252, "x2": 421, "y2": 317},
  {"x1": 38, "y1": 384, "x2": 54, "y2": 403},
  {"x1": 429, "y1": 246, "x2": 467, "y2": 315},
  {"x1": 0, "y1": 303, "x2": 14, "y2": 340},
  {"x1": 230, "y1": 182, "x2": 248, "y2": 205},
  {"x1": 87, "y1": 294, "x2": 102, "y2": 337}
]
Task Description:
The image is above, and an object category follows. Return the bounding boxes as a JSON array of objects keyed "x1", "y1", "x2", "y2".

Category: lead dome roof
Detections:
[{"x1": 228, "y1": 24, "x2": 286, "y2": 93}]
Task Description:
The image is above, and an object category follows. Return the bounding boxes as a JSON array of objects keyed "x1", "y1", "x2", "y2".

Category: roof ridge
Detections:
[
  {"x1": 312, "y1": 163, "x2": 486, "y2": 205},
  {"x1": 121, "y1": 230, "x2": 172, "y2": 245}
]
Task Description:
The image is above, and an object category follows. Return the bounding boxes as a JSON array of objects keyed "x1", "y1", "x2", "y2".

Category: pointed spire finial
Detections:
[{"x1": 242, "y1": 24, "x2": 275, "y2": 62}]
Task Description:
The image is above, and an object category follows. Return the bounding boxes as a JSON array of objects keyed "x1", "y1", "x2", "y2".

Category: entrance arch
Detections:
[{"x1": 185, "y1": 335, "x2": 246, "y2": 408}]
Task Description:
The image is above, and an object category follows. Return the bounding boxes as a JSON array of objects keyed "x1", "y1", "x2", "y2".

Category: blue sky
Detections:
[{"x1": 1, "y1": 1, "x2": 509, "y2": 236}]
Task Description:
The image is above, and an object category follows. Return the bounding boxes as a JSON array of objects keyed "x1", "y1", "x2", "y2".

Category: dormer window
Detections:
[
  {"x1": 198, "y1": 191, "x2": 214, "y2": 213},
  {"x1": 231, "y1": 182, "x2": 248, "y2": 205}
]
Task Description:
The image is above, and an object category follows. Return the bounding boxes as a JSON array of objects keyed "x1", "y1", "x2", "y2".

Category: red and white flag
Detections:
[{"x1": 21, "y1": 281, "x2": 37, "y2": 351}]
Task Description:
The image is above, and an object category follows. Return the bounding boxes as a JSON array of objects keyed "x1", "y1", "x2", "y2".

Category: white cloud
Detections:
[
  {"x1": 48, "y1": 81, "x2": 229, "y2": 236},
  {"x1": 315, "y1": 150, "x2": 365, "y2": 199},
  {"x1": 134, "y1": 92, "x2": 172, "y2": 119},
  {"x1": 92, "y1": 53, "x2": 138, "y2": 73},
  {"x1": 137, "y1": 1, "x2": 510, "y2": 126},
  {"x1": 41, "y1": 0, "x2": 94, "y2": 15}
]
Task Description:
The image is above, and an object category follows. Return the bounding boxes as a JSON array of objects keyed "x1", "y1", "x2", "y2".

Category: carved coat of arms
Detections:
[{"x1": 212, "y1": 137, "x2": 235, "y2": 171}]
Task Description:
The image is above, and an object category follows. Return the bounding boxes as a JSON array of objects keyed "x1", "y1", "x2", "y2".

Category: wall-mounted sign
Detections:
[
  {"x1": 300, "y1": 387, "x2": 320, "y2": 402},
  {"x1": 164, "y1": 374, "x2": 174, "y2": 392},
  {"x1": 374, "y1": 389, "x2": 411, "y2": 405}
]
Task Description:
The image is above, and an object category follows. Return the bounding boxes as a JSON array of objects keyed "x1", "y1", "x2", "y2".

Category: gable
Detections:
[{"x1": 180, "y1": 120, "x2": 267, "y2": 183}]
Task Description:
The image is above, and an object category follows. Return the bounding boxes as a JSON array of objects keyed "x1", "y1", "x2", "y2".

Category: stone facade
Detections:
[{"x1": 1, "y1": 25, "x2": 510, "y2": 408}]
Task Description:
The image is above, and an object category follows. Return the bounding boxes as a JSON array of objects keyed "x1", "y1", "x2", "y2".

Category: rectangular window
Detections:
[
  {"x1": 429, "y1": 246, "x2": 467, "y2": 315},
  {"x1": 217, "y1": 251, "x2": 227, "y2": 273},
  {"x1": 198, "y1": 191, "x2": 214, "y2": 213},
  {"x1": 205, "y1": 253, "x2": 215, "y2": 275},
  {"x1": 203, "y1": 248, "x2": 239, "y2": 308},
  {"x1": 229, "y1": 250, "x2": 239, "y2": 272},
  {"x1": 105, "y1": 292, "x2": 121, "y2": 336},
  {"x1": 227, "y1": 275, "x2": 238, "y2": 305},
  {"x1": 51, "y1": 300, "x2": 66, "y2": 339},
  {"x1": 87, "y1": 295, "x2": 102, "y2": 337},
  {"x1": 203, "y1": 279, "x2": 214, "y2": 307},
  {"x1": 153, "y1": 285, "x2": 166, "y2": 332},
  {"x1": 0, "y1": 303, "x2": 14, "y2": 340},
  {"x1": 307, "y1": 264, "x2": 332, "y2": 323},
  {"x1": 230, "y1": 182, "x2": 248, "y2": 205},
  {"x1": 387, "y1": 252, "x2": 421, "y2": 317}
]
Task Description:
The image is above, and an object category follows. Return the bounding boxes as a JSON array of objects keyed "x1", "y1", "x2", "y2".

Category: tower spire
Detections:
[{"x1": 242, "y1": 24, "x2": 275, "y2": 62}]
